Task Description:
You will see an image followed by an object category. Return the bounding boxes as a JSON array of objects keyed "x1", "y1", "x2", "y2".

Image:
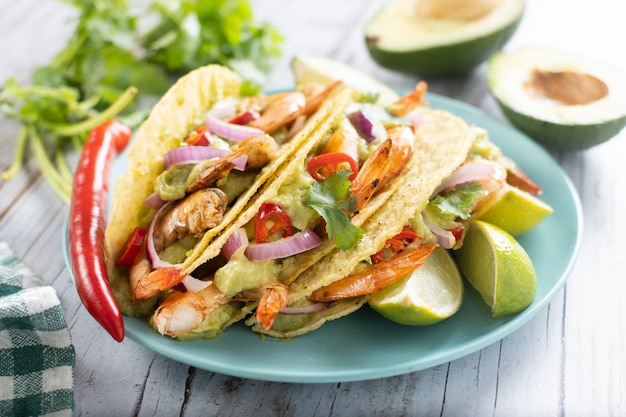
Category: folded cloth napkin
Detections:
[{"x1": 0, "y1": 238, "x2": 75, "y2": 417}]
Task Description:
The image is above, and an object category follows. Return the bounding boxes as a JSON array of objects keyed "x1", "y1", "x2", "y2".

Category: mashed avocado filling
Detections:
[
  {"x1": 213, "y1": 165, "x2": 322, "y2": 296},
  {"x1": 214, "y1": 252, "x2": 280, "y2": 296}
]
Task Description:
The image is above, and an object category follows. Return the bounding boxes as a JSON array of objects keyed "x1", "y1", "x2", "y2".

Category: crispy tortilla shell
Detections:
[
  {"x1": 105, "y1": 65, "x2": 242, "y2": 315},
  {"x1": 183, "y1": 87, "x2": 354, "y2": 273},
  {"x1": 252, "y1": 108, "x2": 475, "y2": 337}
]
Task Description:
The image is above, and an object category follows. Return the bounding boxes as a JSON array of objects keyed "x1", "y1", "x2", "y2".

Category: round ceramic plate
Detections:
[{"x1": 63, "y1": 93, "x2": 583, "y2": 383}]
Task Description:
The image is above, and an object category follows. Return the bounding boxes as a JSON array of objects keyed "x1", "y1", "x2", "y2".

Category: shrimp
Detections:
[
  {"x1": 130, "y1": 189, "x2": 227, "y2": 301},
  {"x1": 320, "y1": 118, "x2": 360, "y2": 162},
  {"x1": 231, "y1": 134, "x2": 278, "y2": 170},
  {"x1": 498, "y1": 155, "x2": 543, "y2": 195},
  {"x1": 129, "y1": 245, "x2": 186, "y2": 302},
  {"x1": 132, "y1": 266, "x2": 187, "y2": 301},
  {"x1": 248, "y1": 92, "x2": 307, "y2": 133},
  {"x1": 187, "y1": 159, "x2": 237, "y2": 193},
  {"x1": 308, "y1": 245, "x2": 436, "y2": 302},
  {"x1": 247, "y1": 81, "x2": 342, "y2": 134},
  {"x1": 256, "y1": 283, "x2": 289, "y2": 331},
  {"x1": 187, "y1": 134, "x2": 279, "y2": 193},
  {"x1": 388, "y1": 81, "x2": 428, "y2": 117},
  {"x1": 151, "y1": 284, "x2": 231, "y2": 338},
  {"x1": 350, "y1": 125, "x2": 414, "y2": 211},
  {"x1": 129, "y1": 247, "x2": 151, "y2": 302},
  {"x1": 157, "y1": 188, "x2": 227, "y2": 248}
]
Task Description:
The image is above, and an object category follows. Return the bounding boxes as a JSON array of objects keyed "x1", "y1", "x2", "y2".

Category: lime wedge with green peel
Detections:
[
  {"x1": 474, "y1": 184, "x2": 553, "y2": 236},
  {"x1": 455, "y1": 220, "x2": 536, "y2": 318},
  {"x1": 369, "y1": 247, "x2": 464, "y2": 326},
  {"x1": 291, "y1": 55, "x2": 399, "y2": 107}
]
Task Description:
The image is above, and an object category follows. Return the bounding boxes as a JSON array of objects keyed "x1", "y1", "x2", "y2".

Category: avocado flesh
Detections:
[
  {"x1": 365, "y1": 0, "x2": 525, "y2": 77},
  {"x1": 488, "y1": 47, "x2": 626, "y2": 150}
]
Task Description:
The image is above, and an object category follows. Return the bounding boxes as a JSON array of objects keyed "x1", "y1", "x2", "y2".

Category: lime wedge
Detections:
[
  {"x1": 291, "y1": 55, "x2": 399, "y2": 107},
  {"x1": 474, "y1": 184, "x2": 553, "y2": 236},
  {"x1": 455, "y1": 220, "x2": 536, "y2": 318},
  {"x1": 369, "y1": 247, "x2": 463, "y2": 326}
]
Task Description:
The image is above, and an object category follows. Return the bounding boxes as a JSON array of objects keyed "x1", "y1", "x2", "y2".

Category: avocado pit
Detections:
[
  {"x1": 488, "y1": 47, "x2": 626, "y2": 150},
  {"x1": 526, "y1": 69, "x2": 609, "y2": 105}
]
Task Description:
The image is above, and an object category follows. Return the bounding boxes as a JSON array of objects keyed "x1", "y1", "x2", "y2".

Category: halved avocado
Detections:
[
  {"x1": 488, "y1": 47, "x2": 626, "y2": 150},
  {"x1": 365, "y1": 0, "x2": 525, "y2": 77}
]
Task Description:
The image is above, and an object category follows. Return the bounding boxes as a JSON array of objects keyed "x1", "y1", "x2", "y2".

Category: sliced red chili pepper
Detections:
[
  {"x1": 254, "y1": 203, "x2": 294, "y2": 243},
  {"x1": 115, "y1": 227, "x2": 147, "y2": 267},
  {"x1": 228, "y1": 109, "x2": 260, "y2": 125},
  {"x1": 450, "y1": 226, "x2": 464, "y2": 243},
  {"x1": 306, "y1": 152, "x2": 359, "y2": 182},
  {"x1": 372, "y1": 226, "x2": 421, "y2": 264},
  {"x1": 68, "y1": 119, "x2": 131, "y2": 342},
  {"x1": 184, "y1": 125, "x2": 211, "y2": 146}
]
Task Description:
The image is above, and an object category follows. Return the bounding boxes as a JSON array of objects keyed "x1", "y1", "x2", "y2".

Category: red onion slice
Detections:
[
  {"x1": 245, "y1": 229, "x2": 322, "y2": 261},
  {"x1": 433, "y1": 160, "x2": 504, "y2": 196},
  {"x1": 347, "y1": 109, "x2": 387, "y2": 143},
  {"x1": 422, "y1": 212, "x2": 455, "y2": 249},
  {"x1": 163, "y1": 146, "x2": 247, "y2": 171},
  {"x1": 222, "y1": 228, "x2": 249, "y2": 261},
  {"x1": 143, "y1": 192, "x2": 166, "y2": 210},
  {"x1": 207, "y1": 101, "x2": 238, "y2": 120},
  {"x1": 279, "y1": 302, "x2": 329, "y2": 315},
  {"x1": 146, "y1": 202, "x2": 182, "y2": 269},
  {"x1": 206, "y1": 113, "x2": 265, "y2": 142},
  {"x1": 403, "y1": 109, "x2": 423, "y2": 125},
  {"x1": 181, "y1": 275, "x2": 213, "y2": 293}
]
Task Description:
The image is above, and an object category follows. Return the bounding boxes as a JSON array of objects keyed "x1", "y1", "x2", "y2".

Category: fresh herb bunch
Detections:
[{"x1": 0, "y1": 0, "x2": 283, "y2": 203}]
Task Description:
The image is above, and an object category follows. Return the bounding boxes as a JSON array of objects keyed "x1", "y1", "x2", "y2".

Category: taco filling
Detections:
[
  {"x1": 145, "y1": 82, "x2": 432, "y2": 339},
  {"x1": 252, "y1": 115, "x2": 546, "y2": 339}
]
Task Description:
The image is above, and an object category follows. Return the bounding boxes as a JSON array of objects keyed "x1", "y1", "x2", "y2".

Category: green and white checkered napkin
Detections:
[{"x1": 0, "y1": 238, "x2": 75, "y2": 417}]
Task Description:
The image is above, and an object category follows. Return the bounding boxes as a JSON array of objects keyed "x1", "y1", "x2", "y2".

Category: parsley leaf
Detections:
[{"x1": 304, "y1": 170, "x2": 364, "y2": 250}]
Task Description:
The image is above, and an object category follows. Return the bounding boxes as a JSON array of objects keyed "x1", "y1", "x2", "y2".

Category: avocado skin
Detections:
[
  {"x1": 365, "y1": 18, "x2": 522, "y2": 78},
  {"x1": 496, "y1": 99, "x2": 626, "y2": 150}
]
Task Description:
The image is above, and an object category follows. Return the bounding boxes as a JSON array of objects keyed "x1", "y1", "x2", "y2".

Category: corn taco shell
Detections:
[
  {"x1": 106, "y1": 65, "x2": 243, "y2": 316},
  {"x1": 182, "y1": 87, "x2": 353, "y2": 273},
  {"x1": 104, "y1": 64, "x2": 347, "y2": 317},
  {"x1": 251, "y1": 108, "x2": 475, "y2": 338}
]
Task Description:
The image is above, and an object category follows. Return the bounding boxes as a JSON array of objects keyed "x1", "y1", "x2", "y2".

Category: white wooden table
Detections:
[{"x1": 1, "y1": 1, "x2": 625, "y2": 415}]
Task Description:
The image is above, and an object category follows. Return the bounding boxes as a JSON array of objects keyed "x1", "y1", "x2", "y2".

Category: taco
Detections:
[
  {"x1": 138, "y1": 81, "x2": 440, "y2": 340},
  {"x1": 251, "y1": 114, "x2": 547, "y2": 338},
  {"x1": 105, "y1": 64, "x2": 430, "y2": 340},
  {"x1": 105, "y1": 64, "x2": 346, "y2": 320}
]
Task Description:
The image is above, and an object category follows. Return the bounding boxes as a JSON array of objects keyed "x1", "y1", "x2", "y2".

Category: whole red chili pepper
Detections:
[{"x1": 68, "y1": 120, "x2": 131, "y2": 342}]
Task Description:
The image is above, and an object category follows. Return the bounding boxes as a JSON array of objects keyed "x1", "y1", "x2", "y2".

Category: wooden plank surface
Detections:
[{"x1": 1, "y1": 0, "x2": 625, "y2": 415}]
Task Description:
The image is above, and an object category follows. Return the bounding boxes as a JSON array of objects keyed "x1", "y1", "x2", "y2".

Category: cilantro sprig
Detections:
[
  {"x1": 0, "y1": 0, "x2": 283, "y2": 202},
  {"x1": 304, "y1": 170, "x2": 364, "y2": 250}
]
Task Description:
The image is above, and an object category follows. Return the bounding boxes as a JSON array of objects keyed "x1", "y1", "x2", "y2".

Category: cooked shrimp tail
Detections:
[
  {"x1": 132, "y1": 266, "x2": 187, "y2": 301},
  {"x1": 388, "y1": 81, "x2": 428, "y2": 116},
  {"x1": 308, "y1": 245, "x2": 436, "y2": 302},
  {"x1": 256, "y1": 283, "x2": 289, "y2": 331}
]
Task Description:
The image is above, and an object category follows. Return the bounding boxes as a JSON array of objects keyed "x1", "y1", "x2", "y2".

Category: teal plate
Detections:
[{"x1": 63, "y1": 93, "x2": 583, "y2": 383}]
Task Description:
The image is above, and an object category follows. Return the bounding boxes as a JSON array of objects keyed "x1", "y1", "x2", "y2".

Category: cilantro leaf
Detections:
[
  {"x1": 304, "y1": 170, "x2": 364, "y2": 250},
  {"x1": 1, "y1": 0, "x2": 283, "y2": 203},
  {"x1": 428, "y1": 182, "x2": 484, "y2": 220}
]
